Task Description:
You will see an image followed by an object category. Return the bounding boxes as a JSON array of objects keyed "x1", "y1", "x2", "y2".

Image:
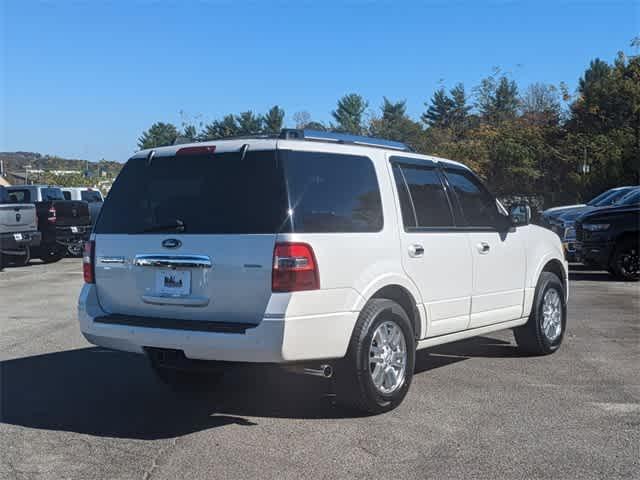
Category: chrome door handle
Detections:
[
  {"x1": 478, "y1": 242, "x2": 491, "y2": 254},
  {"x1": 409, "y1": 244, "x2": 425, "y2": 257}
]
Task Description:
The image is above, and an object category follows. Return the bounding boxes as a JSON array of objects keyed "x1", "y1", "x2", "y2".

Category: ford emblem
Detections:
[{"x1": 162, "y1": 238, "x2": 182, "y2": 249}]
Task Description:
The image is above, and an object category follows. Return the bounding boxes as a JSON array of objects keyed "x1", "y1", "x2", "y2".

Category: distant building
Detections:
[{"x1": 0, "y1": 176, "x2": 10, "y2": 187}]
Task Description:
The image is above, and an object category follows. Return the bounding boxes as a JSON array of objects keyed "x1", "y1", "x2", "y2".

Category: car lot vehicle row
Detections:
[
  {"x1": 78, "y1": 129, "x2": 569, "y2": 413},
  {"x1": 540, "y1": 185, "x2": 639, "y2": 261},
  {"x1": 0, "y1": 185, "x2": 41, "y2": 268},
  {"x1": 4, "y1": 184, "x2": 92, "y2": 261}
]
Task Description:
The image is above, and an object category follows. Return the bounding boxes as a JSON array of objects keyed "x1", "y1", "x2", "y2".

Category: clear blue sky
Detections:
[{"x1": 1, "y1": 0, "x2": 637, "y2": 162}]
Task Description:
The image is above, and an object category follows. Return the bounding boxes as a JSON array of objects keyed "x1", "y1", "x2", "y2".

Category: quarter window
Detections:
[{"x1": 282, "y1": 151, "x2": 383, "y2": 233}]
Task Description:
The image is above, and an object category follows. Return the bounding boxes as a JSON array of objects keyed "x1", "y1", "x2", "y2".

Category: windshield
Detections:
[
  {"x1": 617, "y1": 189, "x2": 640, "y2": 206},
  {"x1": 589, "y1": 188, "x2": 633, "y2": 207}
]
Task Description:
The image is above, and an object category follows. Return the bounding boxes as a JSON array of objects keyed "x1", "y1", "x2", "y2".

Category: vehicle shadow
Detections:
[{"x1": 1, "y1": 336, "x2": 516, "y2": 439}]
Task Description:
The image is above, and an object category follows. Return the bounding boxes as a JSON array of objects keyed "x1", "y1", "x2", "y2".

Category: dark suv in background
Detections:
[{"x1": 575, "y1": 189, "x2": 640, "y2": 281}]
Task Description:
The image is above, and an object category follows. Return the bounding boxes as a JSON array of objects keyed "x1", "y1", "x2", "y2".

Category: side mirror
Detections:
[{"x1": 509, "y1": 203, "x2": 531, "y2": 227}]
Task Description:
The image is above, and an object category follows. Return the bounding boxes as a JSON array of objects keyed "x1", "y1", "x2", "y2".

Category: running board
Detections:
[{"x1": 417, "y1": 317, "x2": 528, "y2": 350}]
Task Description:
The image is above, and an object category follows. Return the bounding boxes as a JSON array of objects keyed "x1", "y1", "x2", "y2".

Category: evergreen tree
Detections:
[
  {"x1": 422, "y1": 88, "x2": 455, "y2": 127},
  {"x1": 202, "y1": 114, "x2": 239, "y2": 140},
  {"x1": 137, "y1": 122, "x2": 179, "y2": 149},
  {"x1": 236, "y1": 111, "x2": 263, "y2": 135},
  {"x1": 449, "y1": 83, "x2": 472, "y2": 135},
  {"x1": 476, "y1": 75, "x2": 520, "y2": 124},
  {"x1": 370, "y1": 98, "x2": 422, "y2": 145},
  {"x1": 332, "y1": 93, "x2": 368, "y2": 134},
  {"x1": 263, "y1": 106, "x2": 285, "y2": 134}
]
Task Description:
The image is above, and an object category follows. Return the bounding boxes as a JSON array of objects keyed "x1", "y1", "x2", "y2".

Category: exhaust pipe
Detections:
[{"x1": 286, "y1": 364, "x2": 333, "y2": 378}]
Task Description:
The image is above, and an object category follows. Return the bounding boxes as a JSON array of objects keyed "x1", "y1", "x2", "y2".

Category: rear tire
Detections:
[
  {"x1": 610, "y1": 238, "x2": 640, "y2": 281},
  {"x1": 336, "y1": 299, "x2": 415, "y2": 414},
  {"x1": 38, "y1": 245, "x2": 64, "y2": 264},
  {"x1": 514, "y1": 271, "x2": 566, "y2": 355}
]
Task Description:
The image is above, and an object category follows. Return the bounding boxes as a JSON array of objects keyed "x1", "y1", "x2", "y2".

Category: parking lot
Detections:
[{"x1": 0, "y1": 259, "x2": 638, "y2": 480}]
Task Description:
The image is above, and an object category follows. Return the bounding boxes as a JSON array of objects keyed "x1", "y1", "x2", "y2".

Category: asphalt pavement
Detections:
[{"x1": 0, "y1": 259, "x2": 638, "y2": 479}]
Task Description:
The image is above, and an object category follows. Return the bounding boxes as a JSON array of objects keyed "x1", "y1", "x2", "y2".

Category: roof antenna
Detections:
[
  {"x1": 146, "y1": 150, "x2": 155, "y2": 167},
  {"x1": 239, "y1": 143, "x2": 249, "y2": 161}
]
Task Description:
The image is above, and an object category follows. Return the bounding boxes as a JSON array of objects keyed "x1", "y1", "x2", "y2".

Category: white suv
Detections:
[{"x1": 78, "y1": 129, "x2": 568, "y2": 413}]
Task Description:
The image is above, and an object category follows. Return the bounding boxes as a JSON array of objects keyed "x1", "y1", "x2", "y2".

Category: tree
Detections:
[
  {"x1": 202, "y1": 114, "x2": 240, "y2": 139},
  {"x1": 263, "y1": 106, "x2": 285, "y2": 134},
  {"x1": 370, "y1": 97, "x2": 422, "y2": 145},
  {"x1": 332, "y1": 93, "x2": 368, "y2": 134},
  {"x1": 293, "y1": 111, "x2": 312, "y2": 129},
  {"x1": 476, "y1": 74, "x2": 520, "y2": 124},
  {"x1": 578, "y1": 58, "x2": 611, "y2": 94},
  {"x1": 421, "y1": 88, "x2": 454, "y2": 128},
  {"x1": 137, "y1": 122, "x2": 179, "y2": 149},
  {"x1": 521, "y1": 83, "x2": 562, "y2": 126},
  {"x1": 449, "y1": 83, "x2": 472, "y2": 135},
  {"x1": 182, "y1": 125, "x2": 198, "y2": 141},
  {"x1": 236, "y1": 111, "x2": 263, "y2": 135}
]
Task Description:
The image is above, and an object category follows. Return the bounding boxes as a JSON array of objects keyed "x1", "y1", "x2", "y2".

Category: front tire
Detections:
[
  {"x1": 610, "y1": 238, "x2": 640, "y2": 281},
  {"x1": 337, "y1": 299, "x2": 415, "y2": 414},
  {"x1": 514, "y1": 271, "x2": 566, "y2": 355}
]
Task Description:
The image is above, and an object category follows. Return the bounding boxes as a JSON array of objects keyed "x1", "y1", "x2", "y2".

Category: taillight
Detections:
[
  {"x1": 83, "y1": 240, "x2": 95, "y2": 283},
  {"x1": 272, "y1": 242, "x2": 319, "y2": 292},
  {"x1": 47, "y1": 206, "x2": 57, "y2": 223}
]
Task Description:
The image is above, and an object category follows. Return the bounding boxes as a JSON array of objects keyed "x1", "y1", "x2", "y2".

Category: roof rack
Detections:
[{"x1": 279, "y1": 129, "x2": 412, "y2": 152}]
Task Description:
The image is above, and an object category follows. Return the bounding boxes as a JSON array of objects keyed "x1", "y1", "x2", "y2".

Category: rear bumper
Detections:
[
  {"x1": 78, "y1": 284, "x2": 358, "y2": 363},
  {"x1": 0, "y1": 231, "x2": 42, "y2": 250}
]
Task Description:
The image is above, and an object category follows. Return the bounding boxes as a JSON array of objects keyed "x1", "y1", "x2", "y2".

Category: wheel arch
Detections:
[
  {"x1": 353, "y1": 275, "x2": 424, "y2": 340},
  {"x1": 539, "y1": 258, "x2": 568, "y2": 301},
  {"x1": 370, "y1": 285, "x2": 422, "y2": 339}
]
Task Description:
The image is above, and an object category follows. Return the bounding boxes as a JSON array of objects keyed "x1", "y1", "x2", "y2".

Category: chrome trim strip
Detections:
[{"x1": 133, "y1": 254, "x2": 212, "y2": 269}]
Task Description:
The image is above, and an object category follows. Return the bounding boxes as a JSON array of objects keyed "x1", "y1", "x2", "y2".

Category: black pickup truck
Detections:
[
  {"x1": 575, "y1": 193, "x2": 640, "y2": 281},
  {"x1": 5, "y1": 185, "x2": 92, "y2": 262}
]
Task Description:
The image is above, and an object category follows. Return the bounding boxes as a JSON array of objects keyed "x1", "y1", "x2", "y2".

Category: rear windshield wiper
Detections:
[{"x1": 138, "y1": 219, "x2": 185, "y2": 234}]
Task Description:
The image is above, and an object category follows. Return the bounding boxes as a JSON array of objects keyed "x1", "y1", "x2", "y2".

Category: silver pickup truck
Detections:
[{"x1": 0, "y1": 186, "x2": 42, "y2": 268}]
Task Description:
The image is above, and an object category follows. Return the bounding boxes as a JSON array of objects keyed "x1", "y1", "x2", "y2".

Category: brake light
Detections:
[
  {"x1": 47, "y1": 206, "x2": 57, "y2": 223},
  {"x1": 272, "y1": 242, "x2": 319, "y2": 292},
  {"x1": 176, "y1": 146, "x2": 216, "y2": 156},
  {"x1": 83, "y1": 240, "x2": 95, "y2": 283}
]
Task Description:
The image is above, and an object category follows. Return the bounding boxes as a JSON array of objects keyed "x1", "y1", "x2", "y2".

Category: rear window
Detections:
[
  {"x1": 42, "y1": 188, "x2": 65, "y2": 201},
  {"x1": 96, "y1": 150, "x2": 289, "y2": 234},
  {"x1": 6, "y1": 189, "x2": 31, "y2": 203},
  {"x1": 96, "y1": 148, "x2": 383, "y2": 235},
  {"x1": 81, "y1": 190, "x2": 103, "y2": 203}
]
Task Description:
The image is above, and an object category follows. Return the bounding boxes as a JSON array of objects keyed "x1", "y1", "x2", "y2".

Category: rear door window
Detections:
[
  {"x1": 281, "y1": 150, "x2": 383, "y2": 233},
  {"x1": 392, "y1": 163, "x2": 453, "y2": 228},
  {"x1": 63, "y1": 191, "x2": 72, "y2": 200},
  {"x1": 95, "y1": 150, "x2": 289, "y2": 234},
  {"x1": 443, "y1": 168, "x2": 501, "y2": 228}
]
